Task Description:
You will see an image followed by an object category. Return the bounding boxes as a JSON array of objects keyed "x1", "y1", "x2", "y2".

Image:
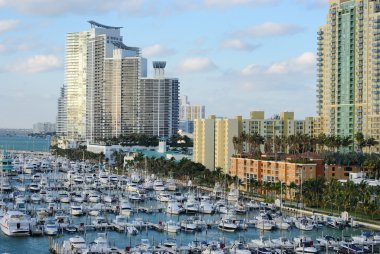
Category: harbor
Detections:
[{"x1": 0, "y1": 152, "x2": 379, "y2": 254}]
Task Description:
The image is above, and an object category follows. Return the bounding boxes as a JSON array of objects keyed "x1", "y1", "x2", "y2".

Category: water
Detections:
[{"x1": 0, "y1": 134, "x2": 51, "y2": 152}]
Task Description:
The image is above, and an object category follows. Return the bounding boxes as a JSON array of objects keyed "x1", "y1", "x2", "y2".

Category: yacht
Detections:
[
  {"x1": 128, "y1": 192, "x2": 143, "y2": 201},
  {"x1": 58, "y1": 191, "x2": 70, "y2": 203},
  {"x1": 199, "y1": 199, "x2": 214, "y2": 214},
  {"x1": 295, "y1": 218, "x2": 314, "y2": 231},
  {"x1": 156, "y1": 191, "x2": 171, "y2": 202},
  {"x1": 153, "y1": 179, "x2": 166, "y2": 191},
  {"x1": 62, "y1": 236, "x2": 87, "y2": 253},
  {"x1": 294, "y1": 236, "x2": 319, "y2": 254},
  {"x1": 119, "y1": 200, "x2": 133, "y2": 216},
  {"x1": 0, "y1": 210, "x2": 30, "y2": 236},
  {"x1": 180, "y1": 218, "x2": 198, "y2": 231},
  {"x1": 163, "y1": 220, "x2": 180, "y2": 233},
  {"x1": 218, "y1": 218, "x2": 238, "y2": 232},
  {"x1": 70, "y1": 204, "x2": 84, "y2": 216},
  {"x1": 44, "y1": 219, "x2": 59, "y2": 235},
  {"x1": 166, "y1": 199, "x2": 184, "y2": 215},
  {"x1": 228, "y1": 242, "x2": 251, "y2": 254},
  {"x1": 126, "y1": 182, "x2": 139, "y2": 192}
]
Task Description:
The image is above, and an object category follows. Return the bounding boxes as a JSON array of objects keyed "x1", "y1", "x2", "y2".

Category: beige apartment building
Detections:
[
  {"x1": 193, "y1": 112, "x2": 313, "y2": 172},
  {"x1": 315, "y1": 0, "x2": 380, "y2": 152}
]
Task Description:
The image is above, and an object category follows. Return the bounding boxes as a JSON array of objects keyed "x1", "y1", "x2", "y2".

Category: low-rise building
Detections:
[{"x1": 229, "y1": 156, "x2": 317, "y2": 187}]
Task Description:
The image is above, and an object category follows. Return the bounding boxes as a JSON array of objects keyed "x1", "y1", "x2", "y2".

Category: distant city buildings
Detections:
[
  {"x1": 193, "y1": 112, "x2": 313, "y2": 172},
  {"x1": 32, "y1": 122, "x2": 56, "y2": 134},
  {"x1": 179, "y1": 95, "x2": 205, "y2": 134},
  {"x1": 314, "y1": 0, "x2": 380, "y2": 152},
  {"x1": 57, "y1": 21, "x2": 179, "y2": 143}
]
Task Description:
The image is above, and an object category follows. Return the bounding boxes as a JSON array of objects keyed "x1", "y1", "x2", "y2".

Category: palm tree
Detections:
[
  {"x1": 232, "y1": 136, "x2": 241, "y2": 155},
  {"x1": 355, "y1": 132, "x2": 366, "y2": 153},
  {"x1": 365, "y1": 137, "x2": 379, "y2": 154}
]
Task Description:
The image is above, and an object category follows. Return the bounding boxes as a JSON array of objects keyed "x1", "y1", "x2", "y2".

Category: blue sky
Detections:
[{"x1": 0, "y1": 0, "x2": 328, "y2": 128}]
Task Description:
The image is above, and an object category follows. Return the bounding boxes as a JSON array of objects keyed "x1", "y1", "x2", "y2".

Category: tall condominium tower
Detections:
[
  {"x1": 139, "y1": 62, "x2": 179, "y2": 137},
  {"x1": 59, "y1": 21, "x2": 178, "y2": 142},
  {"x1": 315, "y1": 0, "x2": 380, "y2": 152}
]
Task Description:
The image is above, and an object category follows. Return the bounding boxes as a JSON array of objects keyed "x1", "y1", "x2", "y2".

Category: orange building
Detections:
[
  {"x1": 229, "y1": 156, "x2": 317, "y2": 186},
  {"x1": 323, "y1": 165, "x2": 362, "y2": 180}
]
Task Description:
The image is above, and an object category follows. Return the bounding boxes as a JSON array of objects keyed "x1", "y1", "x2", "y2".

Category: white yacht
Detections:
[
  {"x1": 294, "y1": 218, "x2": 314, "y2": 231},
  {"x1": 0, "y1": 210, "x2": 30, "y2": 236},
  {"x1": 163, "y1": 220, "x2": 180, "y2": 233},
  {"x1": 70, "y1": 204, "x2": 84, "y2": 216},
  {"x1": 119, "y1": 200, "x2": 133, "y2": 216},
  {"x1": 62, "y1": 236, "x2": 87, "y2": 253},
  {"x1": 218, "y1": 218, "x2": 238, "y2": 232},
  {"x1": 294, "y1": 236, "x2": 318, "y2": 254},
  {"x1": 180, "y1": 218, "x2": 198, "y2": 231},
  {"x1": 166, "y1": 199, "x2": 184, "y2": 215},
  {"x1": 156, "y1": 191, "x2": 171, "y2": 202},
  {"x1": 44, "y1": 219, "x2": 59, "y2": 235},
  {"x1": 153, "y1": 179, "x2": 166, "y2": 191}
]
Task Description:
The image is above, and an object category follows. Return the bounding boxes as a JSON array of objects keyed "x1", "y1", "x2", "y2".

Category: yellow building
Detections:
[
  {"x1": 315, "y1": 0, "x2": 380, "y2": 152},
  {"x1": 193, "y1": 116, "x2": 241, "y2": 172}
]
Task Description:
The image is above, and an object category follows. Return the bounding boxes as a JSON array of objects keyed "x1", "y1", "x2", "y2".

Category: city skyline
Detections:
[{"x1": 0, "y1": 0, "x2": 328, "y2": 128}]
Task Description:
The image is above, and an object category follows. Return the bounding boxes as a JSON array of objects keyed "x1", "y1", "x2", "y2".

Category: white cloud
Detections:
[
  {"x1": 142, "y1": 44, "x2": 176, "y2": 57},
  {"x1": 240, "y1": 64, "x2": 265, "y2": 76},
  {"x1": 5, "y1": 54, "x2": 63, "y2": 73},
  {"x1": 203, "y1": 0, "x2": 277, "y2": 7},
  {"x1": 236, "y1": 22, "x2": 304, "y2": 38},
  {"x1": 221, "y1": 39, "x2": 260, "y2": 51},
  {"x1": 0, "y1": 20, "x2": 19, "y2": 33},
  {"x1": 266, "y1": 52, "x2": 315, "y2": 74},
  {"x1": 178, "y1": 57, "x2": 217, "y2": 73}
]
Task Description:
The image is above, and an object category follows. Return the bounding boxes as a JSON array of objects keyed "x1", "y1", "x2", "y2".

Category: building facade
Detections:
[
  {"x1": 315, "y1": 0, "x2": 380, "y2": 152},
  {"x1": 193, "y1": 116, "x2": 241, "y2": 171},
  {"x1": 230, "y1": 157, "x2": 317, "y2": 186},
  {"x1": 56, "y1": 86, "x2": 66, "y2": 136},
  {"x1": 139, "y1": 62, "x2": 179, "y2": 138}
]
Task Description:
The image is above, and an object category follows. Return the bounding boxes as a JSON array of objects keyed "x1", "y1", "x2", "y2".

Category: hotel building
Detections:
[{"x1": 315, "y1": 0, "x2": 380, "y2": 152}]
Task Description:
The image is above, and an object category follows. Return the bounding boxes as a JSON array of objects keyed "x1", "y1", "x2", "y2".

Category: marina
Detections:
[{"x1": 0, "y1": 152, "x2": 379, "y2": 254}]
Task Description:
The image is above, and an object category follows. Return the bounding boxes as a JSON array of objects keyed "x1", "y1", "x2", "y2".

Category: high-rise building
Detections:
[
  {"x1": 139, "y1": 62, "x2": 179, "y2": 137},
  {"x1": 179, "y1": 95, "x2": 205, "y2": 133},
  {"x1": 56, "y1": 86, "x2": 66, "y2": 136},
  {"x1": 59, "y1": 21, "x2": 178, "y2": 143},
  {"x1": 315, "y1": 0, "x2": 380, "y2": 152}
]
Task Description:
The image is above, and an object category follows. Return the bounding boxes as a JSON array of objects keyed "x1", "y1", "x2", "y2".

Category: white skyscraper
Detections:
[
  {"x1": 59, "y1": 21, "x2": 179, "y2": 142},
  {"x1": 179, "y1": 95, "x2": 205, "y2": 133}
]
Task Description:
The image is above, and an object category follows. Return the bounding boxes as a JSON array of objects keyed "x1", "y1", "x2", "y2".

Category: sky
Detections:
[{"x1": 0, "y1": 0, "x2": 329, "y2": 128}]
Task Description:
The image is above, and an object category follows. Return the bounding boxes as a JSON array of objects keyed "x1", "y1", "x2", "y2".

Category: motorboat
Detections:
[
  {"x1": 228, "y1": 242, "x2": 251, "y2": 254},
  {"x1": 30, "y1": 193, "x2": 41, "y2": 203},
  {"x1": 28, "y1": 183, "x2": 40, "y2": 192},
  {"x1": 295, "y1": 218, "x2": 314, "y2": 231},
  {"x1": 163, "y1": 220, "x2": 180, "y2": 233},
  {"x1": 156, "y1": 191, "x2": 171, "y2": 202},
  {"x1": 172, "y1": 192, "x2": 186, "y2": 202},
  {"x1": 218, "y1": 218, "x2": 238, "y2": 232},
  {"x1": 62, "y1": 236, "x2": 87, "y2": 253},
  {"x1": 58, "y1": 191, "x2": 70, "y2": 203},
  {"x1": 88, "y1": 192, "x2": 101, "y2": 203},
  {"x1": 180, "y1": 218, "x2": 198, "y2": 231},
  {"x1": 202, "y1": 244, "x2": 224, "y2": 254},
  {"x1": 92, "y1": 216, "x2": 110, "y2": 228},
  {"x1": 70, "y1": 204, "x2": 84, "y2": 216},
  {"x1": 153, "y1": 179, "x2": 166, "y2": 191},
  {"x1": 128, "y1": 192, "x2": 143, "y2": 202},
  {"x1": 316, "y1": 235, "x2": 338, "y2": 249},
  {"x1": 294, "y1": 236, "x2": 319, "y2": 254},
  {"x1": 199, "y1": 199, "x2": 214, "y2": 214},
  {"x1": 44, "y1": 219, "x2": 59, "y2": 235},
  {"x1": 119, "y1": 200, "x2": 133, "y2": 216},
  {"x1": 0, "y1": 210, "x2": 30, "y2": 236},
  {"x1": 166, "y1": 199, "x2": 184, "y2": 215}
]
